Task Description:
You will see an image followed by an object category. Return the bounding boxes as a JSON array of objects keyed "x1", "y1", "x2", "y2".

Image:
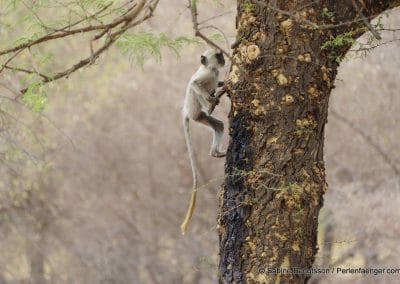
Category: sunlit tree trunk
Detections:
[{"x1": 218, "y1": 1, "x2": 400, "y2": 283}]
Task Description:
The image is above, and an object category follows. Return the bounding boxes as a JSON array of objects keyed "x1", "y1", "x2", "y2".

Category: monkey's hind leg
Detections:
[{"x1": 198, "y1": 112, "x2": 226, "y2": 158}]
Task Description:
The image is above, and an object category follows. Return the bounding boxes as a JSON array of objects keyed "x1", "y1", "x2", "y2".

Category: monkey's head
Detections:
[{"x1": 201, "y1": 49, "x2": 225, "y2": 68}]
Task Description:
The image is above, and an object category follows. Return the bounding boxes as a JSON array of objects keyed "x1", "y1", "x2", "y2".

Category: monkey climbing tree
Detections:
[{"x1": 217, "y1": 1, "x2": 400, "y2": 283}]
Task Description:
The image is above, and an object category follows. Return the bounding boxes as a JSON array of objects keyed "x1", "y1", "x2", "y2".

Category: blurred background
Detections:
[{"x1": 0, "y1": 1, "x2": 399, "y2": 283}]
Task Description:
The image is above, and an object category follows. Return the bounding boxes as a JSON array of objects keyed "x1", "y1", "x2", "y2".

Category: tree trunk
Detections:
[{"x1": 218, "y1": 1, "x2": 400, "y2": 283}]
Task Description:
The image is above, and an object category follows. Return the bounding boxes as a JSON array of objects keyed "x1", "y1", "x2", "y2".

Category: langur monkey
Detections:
[{"x1": 181, "y1": 49, "x2": 227, "y2": 235}]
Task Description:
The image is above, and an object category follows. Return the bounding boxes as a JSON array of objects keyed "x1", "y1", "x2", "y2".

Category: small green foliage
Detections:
[
  {"x1": 321, "y1": 31, "x2": 358, "y2": 62},
  {"x1": 321, "y1": 7, "x2": 335, "y2": 21},
  {"x1": 208, "y1": 32, "x2": 225, "y2": 43},
  {"x1": 322, "y1": 16, "x2": 388, "y2": 62},
  {"x1": 116, "y1": 32, "x2": 200, "y2": 67},
  {"x1": 22, "y1": 83, "x2": 48, "y2": 112},
  {"x1": 243, "y1": 1, "x2": 256, "y2": 13},
  {"x1": 321, "y1": 31, "x2": 356, "y2": 51}
]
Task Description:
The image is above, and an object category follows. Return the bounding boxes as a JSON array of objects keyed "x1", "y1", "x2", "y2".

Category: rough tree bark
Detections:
[{"x1": 217, "y1": 1, "x2": 400, "y2": 283}]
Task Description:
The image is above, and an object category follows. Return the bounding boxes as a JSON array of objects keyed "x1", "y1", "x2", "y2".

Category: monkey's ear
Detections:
[{"x1": 200, "y1": 55, "x2": 207, "y2": 66}]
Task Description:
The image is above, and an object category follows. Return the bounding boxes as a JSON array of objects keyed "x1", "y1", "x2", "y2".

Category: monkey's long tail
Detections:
[{"x1": 181, "y1": 116, "x2": 198, "y2": 235}]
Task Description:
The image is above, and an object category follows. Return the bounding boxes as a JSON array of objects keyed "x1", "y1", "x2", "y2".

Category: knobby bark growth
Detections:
[{"x1": 217, "y1": 1, "x2": 400, "y2": 283}]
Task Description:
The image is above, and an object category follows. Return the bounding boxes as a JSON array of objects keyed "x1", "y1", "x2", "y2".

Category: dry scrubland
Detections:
[{"x1": 0, "y1": 1, "x2": 399, "y2": 283}]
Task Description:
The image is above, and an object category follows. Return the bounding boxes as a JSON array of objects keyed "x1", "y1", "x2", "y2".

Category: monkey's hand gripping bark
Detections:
[{"x1": 208, "y1": 85, "x2": 227, "y2": 115}]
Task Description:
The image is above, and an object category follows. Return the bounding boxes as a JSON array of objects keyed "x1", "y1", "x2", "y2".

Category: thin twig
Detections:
[
  {"x1": 187, "y1": 0, "x2": 232, "y2": 60},
  {"x1": 0, "y1": 49, "x2": 25, "y2": 73},
  {"x1": 348, "y1": 38, "x2": 400, "y2": 52},
  {"x1": 198, "y1": 10, "x2": 233, "y2": 25},
  {"x1": 3, "y1": 65, "x2": 50, "y2": 80},
  {"x1": 350, "y1": 0, "x2": 382, "y2": 40},
  {"x1": 199, "y1": 25, "x2": 230, "y2": 50}
]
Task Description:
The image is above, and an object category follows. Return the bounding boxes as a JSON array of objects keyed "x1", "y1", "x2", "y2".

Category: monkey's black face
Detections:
[
  {"x1": 200, "y1": 49, "x2": 225, "y2": 67},
  {"x1": 216, "y1": 52, "x2": 225, "y2": 66}
]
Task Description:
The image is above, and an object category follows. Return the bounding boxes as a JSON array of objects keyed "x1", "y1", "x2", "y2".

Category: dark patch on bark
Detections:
[{"x1": 218, "y1": 110, "x2": 253, "y2": 284}]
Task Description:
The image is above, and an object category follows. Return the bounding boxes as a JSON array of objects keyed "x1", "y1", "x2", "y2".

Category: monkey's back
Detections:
[{"x1": 183, "y1": 66, "x2": 219, "y2": 119}]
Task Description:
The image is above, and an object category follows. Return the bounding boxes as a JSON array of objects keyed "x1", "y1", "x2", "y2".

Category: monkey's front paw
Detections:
[{"x1": 210, "y1": 150, "x2": 226, "y2": 158}]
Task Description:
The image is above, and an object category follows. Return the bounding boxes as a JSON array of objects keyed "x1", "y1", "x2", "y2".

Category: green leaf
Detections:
[
  {"x1": 22, "y1": 83, "x2": 48, "y2": 112},
  {"x1": 116, "y1": 32, "x2": 200, "y2": 67}
]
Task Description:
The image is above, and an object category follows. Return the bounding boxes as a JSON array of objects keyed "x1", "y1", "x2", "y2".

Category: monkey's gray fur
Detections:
[{"x1": 181, "y1": 49, "x2": 226, "y2": 235}]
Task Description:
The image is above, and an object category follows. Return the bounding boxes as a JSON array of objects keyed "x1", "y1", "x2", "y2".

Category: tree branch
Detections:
[
  {"x1": 187, "y1": 0, "x2": 232, "y2": 60},
  {"x1": 15, "y1": 0, "x2": 160, "y2": 98},
  {"x1": 0, "y1": 0, "x2": 159, "y2": 99},
  {"x1": 350, "y1": 0, "x2": 382, "y2": 40}
]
